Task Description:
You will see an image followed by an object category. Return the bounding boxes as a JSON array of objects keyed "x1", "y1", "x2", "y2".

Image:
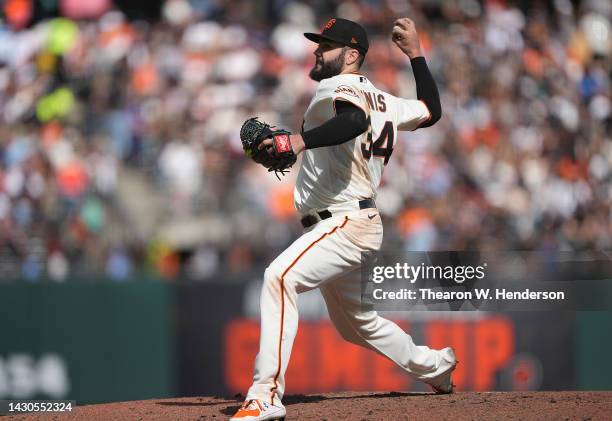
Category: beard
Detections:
[{"x1": 309, "y1": 49, "x2": 346, "y2": 81}]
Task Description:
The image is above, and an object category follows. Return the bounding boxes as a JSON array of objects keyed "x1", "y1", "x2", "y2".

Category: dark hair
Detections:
[{"x1": 356, "y1": 51, "x2": 365, "y2": 68}]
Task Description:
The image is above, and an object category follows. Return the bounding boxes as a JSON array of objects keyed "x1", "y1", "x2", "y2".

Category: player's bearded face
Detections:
[{"x1": 309, "y1": 47, "x2": 346, "y2": 81}]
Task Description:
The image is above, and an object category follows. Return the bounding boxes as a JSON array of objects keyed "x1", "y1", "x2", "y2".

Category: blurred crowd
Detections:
[{"x1": 0, "y1": 0, "x2": 610, "y2": 282}]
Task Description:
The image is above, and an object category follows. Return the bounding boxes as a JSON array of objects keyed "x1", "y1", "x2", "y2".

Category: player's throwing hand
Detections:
[{"x1": 392, "y1": 18, "x2": 422, "y2": 58}]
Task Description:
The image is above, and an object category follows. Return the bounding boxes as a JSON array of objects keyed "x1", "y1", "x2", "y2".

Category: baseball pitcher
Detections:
[{"x1": 233, "y1": 17, "x2": 456, "y2": 421}]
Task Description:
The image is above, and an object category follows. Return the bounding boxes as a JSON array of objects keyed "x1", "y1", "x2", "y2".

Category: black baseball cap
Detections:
[{"x1": 304, "y1": 18, "x2": 369, "y2": 54}]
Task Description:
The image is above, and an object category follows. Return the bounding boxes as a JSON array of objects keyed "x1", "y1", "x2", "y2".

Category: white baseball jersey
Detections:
[{"x1": 294, "y1": 72, "x2": 431, "y2": 214}]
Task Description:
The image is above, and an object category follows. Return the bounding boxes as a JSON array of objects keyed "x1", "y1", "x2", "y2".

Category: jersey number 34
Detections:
[{"x1": 361, "y1": 118, "x2": 394, "y2": 165}]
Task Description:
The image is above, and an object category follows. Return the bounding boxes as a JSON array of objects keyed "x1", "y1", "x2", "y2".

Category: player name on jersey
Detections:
[
  {"x1": 362, "y1": 90, "x2": 386, "y2": 112},
  {"x1": 333, "y1": 84, "x2": 387, "y2": 113}
]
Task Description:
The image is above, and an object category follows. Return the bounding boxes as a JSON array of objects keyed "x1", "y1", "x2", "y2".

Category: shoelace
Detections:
[
  {"x1": 241, "y1": 399, "x2": 255, "y2": 409},
  {"x1": 240, "y1": 399, "x2": 265, "y2": 411}
]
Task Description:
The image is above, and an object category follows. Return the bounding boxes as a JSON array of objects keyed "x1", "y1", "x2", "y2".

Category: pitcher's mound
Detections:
[{"x1": 7, "y1": 391, "x2": 612, "y2": 420}]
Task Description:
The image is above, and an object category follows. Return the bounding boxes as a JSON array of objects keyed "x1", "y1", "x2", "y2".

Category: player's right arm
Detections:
[{"x1": 391, "y1": 17, "x2": 442, "y2": 131}]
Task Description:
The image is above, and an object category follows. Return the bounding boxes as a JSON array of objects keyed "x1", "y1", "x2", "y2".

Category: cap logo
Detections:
[
  {"x1": 351, "y1": 37, "x2": 357, "y2": 43},
  {"x1": 323, "y1": 18, "x2": 336, "y2": 31}
]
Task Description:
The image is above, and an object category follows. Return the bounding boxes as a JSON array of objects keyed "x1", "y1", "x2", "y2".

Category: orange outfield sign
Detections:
[{"x1": 224, "y1": 317, "x2": 515, "y2": 392}]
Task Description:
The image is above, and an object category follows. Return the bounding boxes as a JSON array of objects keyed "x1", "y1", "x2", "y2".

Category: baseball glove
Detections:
[{"x1": 240, "y1": 117, "x2": 297, "y2": 178}]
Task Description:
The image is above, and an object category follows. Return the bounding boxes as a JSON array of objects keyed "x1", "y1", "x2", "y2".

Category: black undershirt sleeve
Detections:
[
  {"x1": 410, "y1": 56, "x2": 441, "y2": 127},
  {"x1": 301, "y1": 100, "x2": 368, "y2": 150}
]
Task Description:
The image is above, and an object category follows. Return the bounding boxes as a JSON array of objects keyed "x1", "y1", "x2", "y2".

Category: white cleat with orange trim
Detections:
[{"x1": 229, "y1": 399, "x2": 286, "y2": 421}]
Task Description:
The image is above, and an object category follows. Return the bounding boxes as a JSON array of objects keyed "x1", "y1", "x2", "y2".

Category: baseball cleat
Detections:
[
  {"x1": 427, "y1": 347, "x2": 458, "y2": 394},
  {"x1": 229, "y1": 399, "x2": 286, "y2": 421}
]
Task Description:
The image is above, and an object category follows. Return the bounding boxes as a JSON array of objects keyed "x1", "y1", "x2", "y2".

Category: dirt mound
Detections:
[{"x1": 6, "y1": 391, "x2": 612, "y2": 420}]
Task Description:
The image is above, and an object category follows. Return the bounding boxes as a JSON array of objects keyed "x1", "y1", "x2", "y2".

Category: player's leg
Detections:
[
  {"x1": 320, "y1": 273, "x2": 456, "y2": 385},
  {"x1": 244, "y1": 210, "x2": 382, "y2": 407},
  {"x1": 231, "y1": 219, "x2": 337, "y2": 421}
]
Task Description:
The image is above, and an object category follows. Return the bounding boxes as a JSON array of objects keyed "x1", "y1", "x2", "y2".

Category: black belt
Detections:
[{"x1": 300, "y1": 198, "x2": 376, "y2": 229}]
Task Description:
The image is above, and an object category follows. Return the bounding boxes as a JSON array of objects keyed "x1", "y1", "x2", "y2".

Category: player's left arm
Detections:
[
  {"x1": 392, "y1": 17, "x2": 441, "y2": 128},
  {"x1": 300, "y1": 100, "x2": 368, "y2": 149},
  {"x1": 256, "y1": 102, "x2": 367, "y2": 155},
  {"x1": 258, "y1": 79, "x2": 369, "y2": 154}
]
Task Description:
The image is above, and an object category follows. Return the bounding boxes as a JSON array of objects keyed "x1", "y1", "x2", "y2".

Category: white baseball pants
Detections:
[{"x1": 245, "y1": 207, "x2": 453, "y2": 405}]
